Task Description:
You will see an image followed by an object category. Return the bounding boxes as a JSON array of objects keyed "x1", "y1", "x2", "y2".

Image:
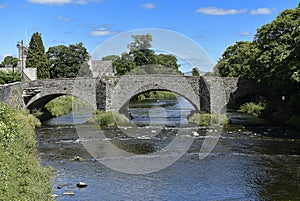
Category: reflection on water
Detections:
[{"x1": 37, "y1": 97, "x2": 300, "y2": 200}]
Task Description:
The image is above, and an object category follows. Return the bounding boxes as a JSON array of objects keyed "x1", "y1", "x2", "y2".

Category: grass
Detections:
[
  {"x1": 0, "y1": 103, "x2": 53, "y2": 200},
  {"x1": 45, "y1": 95, "x2": 91, "y2": 117},
  {"x1": 239, "y1": 102, "x2": 266, "y2": 117},
  {"x1": 88, "y1": 110, "x2": 130, "y2": 127},
  {"x1": 188, "y1": 113, "x2": 229, "y2": 126}
]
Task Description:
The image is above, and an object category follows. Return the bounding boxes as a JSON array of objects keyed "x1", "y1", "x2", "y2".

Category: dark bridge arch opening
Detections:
[
  {"x1": 226, "y1": 93, "x2": 269, "y2": 111},
  {"x1": 27, "y1": 94, "x2": 93, "y2": 123},
  {"x1": 121, "y1": 89, "x2": 197, "y2": 127}
]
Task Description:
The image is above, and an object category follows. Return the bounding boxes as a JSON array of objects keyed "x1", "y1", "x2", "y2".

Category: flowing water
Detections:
[{"x1": 38, "y1": 97, "x2": 300, "y2": 201}]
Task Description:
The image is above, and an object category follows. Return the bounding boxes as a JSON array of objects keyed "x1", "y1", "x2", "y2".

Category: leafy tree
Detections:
[
  {"x1": 1, "y1": 56, "x2": 18, "y2": 68},
  {"x1": 113, "y1": 53, "x2": 136, "y2": 75},
  {"x1": 0, "y1": 70, "x2": 21, "y2": 84},
  {"x1": 214, "y1": 41, "x2": 259, "y2": 78},
  {"x1": 102, "y1": 55, "x2": 120, "y2": 61},
  {"x1": 214, "y1": 4, "x2": 300, "y2": 115},
  {"x1": 47, "y1": 42, "x2": 91, "y2": 78},
  {"x1": 111, "y1": 34, "x2": 181, "y2": 75},
  {"x1": 254, "y1": 5, "x2": 300, "y2": 94},
  {"x1": 155, "y1": 54, "x2": 180, "y2": 73},
  {"x1": 127, "y1": 34, "x2": 152, "y2": 52},
  {"x1": 26, "y1": 32, "x2": 50, "y2": 79},
  {"x1": 191, "y1": 67, "x2": 200, "y2": 76}
]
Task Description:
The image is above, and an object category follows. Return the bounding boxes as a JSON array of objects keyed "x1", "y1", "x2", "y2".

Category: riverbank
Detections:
[{"x1": 0, "y1": 103, "x2": 53, "y2": 200}]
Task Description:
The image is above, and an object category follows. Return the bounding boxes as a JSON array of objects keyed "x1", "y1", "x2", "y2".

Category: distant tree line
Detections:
[{"x1": 0, "y1": 32, "x2": 92, "y2": 82}]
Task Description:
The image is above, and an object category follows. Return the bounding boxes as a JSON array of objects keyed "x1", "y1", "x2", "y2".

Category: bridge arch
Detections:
[{"x1": 107, "y1": 75, "x2": 201, "y2": 113}]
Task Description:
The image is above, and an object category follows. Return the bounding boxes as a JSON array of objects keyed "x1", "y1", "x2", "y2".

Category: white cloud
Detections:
[
  {"x1": 0, "y1": 3, "x2": 7, "y2": 8},
  {"x1": 27, "y1": 0, "x2": 101, "y2": 5},
  {"x1": 195, "y1": 7, "x2": 247, "y2": 15},
  {"x1": 250, "y1": 8, "x2": 274, "y2": 15},
  {"x1": 90, "y1": 28, "x2": 115, "y2": 36},
  {"x1": 57, "y1": 15, "x2": 72, "y2": 22},
  {"x1": 141, "y1": 3, "x2": 155, "y2": 9},
  {"x1": 237, "y1": 31, "x2": 250, "y2": 36}
]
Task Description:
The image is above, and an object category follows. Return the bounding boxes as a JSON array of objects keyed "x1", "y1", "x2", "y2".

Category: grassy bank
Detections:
[
  {"x1": 0, "y1": 103, "x2": 53, "y2": 200},
  {"x1": 45, "y1": 95, "x2": 91, "y2": 117}
]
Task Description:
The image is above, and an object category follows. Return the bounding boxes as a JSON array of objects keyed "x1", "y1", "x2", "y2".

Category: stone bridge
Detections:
[{"x1": 0, "y1": 75, "x2": 262, "y2": 120}]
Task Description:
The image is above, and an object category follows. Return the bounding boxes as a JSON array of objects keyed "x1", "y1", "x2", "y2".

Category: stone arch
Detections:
[{"x1": 107, "y1": 75, "x2": 200, "y2": 113}]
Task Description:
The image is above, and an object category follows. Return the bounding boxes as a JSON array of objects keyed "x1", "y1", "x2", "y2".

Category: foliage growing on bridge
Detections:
[
  {"x1": 0, "y1": 103, "x2": 53, "y2": 200},
  {"x1": 103, "y1": 34, "x2": 181, "y2": 75},
  {"x1": 215, "y1": 4, "x2": 300, "y2": 115},
  {"x1": 26, "y1": 32, "x2": 50, "y2": 79}
]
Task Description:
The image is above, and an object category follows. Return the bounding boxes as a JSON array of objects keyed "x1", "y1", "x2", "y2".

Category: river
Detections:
[{"x1": 37, "y1": 96, "x2": 300, "y2": 200}]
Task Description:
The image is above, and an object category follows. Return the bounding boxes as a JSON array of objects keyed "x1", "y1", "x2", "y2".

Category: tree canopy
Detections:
[
  {"x1": 1, "y1": 56, "x2": 18, "y2": 68},
  {"x1": 214, "y1": 4, "x2": 300, "y2": 113},
  {"x1": 47, "y1": 42, "x2": 92, "y2": 78},
  {"x1": 105, "y1": 34, "x2": 181, "y2": 75},
  {"x1": 26, "y1": 32, "x2": 50, "y2": 79}
]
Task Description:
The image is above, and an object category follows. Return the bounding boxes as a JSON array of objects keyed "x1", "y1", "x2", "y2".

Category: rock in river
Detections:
[{"x1": 77, "y1": 182, "x2": 88, "y2": 189}]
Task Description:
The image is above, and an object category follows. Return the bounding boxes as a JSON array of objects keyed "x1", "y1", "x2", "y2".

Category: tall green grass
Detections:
[
  {"x1": 188, "y1": 113, "x2": 229, "y2": 126},
  {"x1": 239, "y1": 102, "x2": 266, "y2": 117},
  {"x1": 0, "y1": 103, "x2": 53, "y2": 200},
  {"x1": 88, "y1": 110, "x2": 130, "y2": 127}
]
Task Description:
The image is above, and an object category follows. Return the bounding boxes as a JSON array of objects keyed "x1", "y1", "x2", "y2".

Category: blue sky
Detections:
[{"x1": 0, "y1": 0, "x2": 299, "y2": 72}]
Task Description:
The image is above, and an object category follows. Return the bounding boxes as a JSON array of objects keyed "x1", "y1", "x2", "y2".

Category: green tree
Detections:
[
  {"x1": 111, "y1": 34, "x2": 181, "y2": 75},
  {"x1": 155, "y1": 54, "x2": 180, "y2": 73},
  {"x1": 26, "y1": 32, "x2": 50, "y2": 79},
  {"x1": 254, "y1": 5, "x2": 300, "y2": 94},
  {"x1": 214, "y1": 41, "x2": 259, "y2": 78},
  {"x1": 47, "y1": 42, "x2": 91, "y2": 78},
  {"x1": 0, "y1": 70, "x2": 21, "y2": 84},
  {"x1": 1, "y1": 56, "x2": 18, "y2": 68},
  {"x1": 102, "y1": 55, "x2": 120, "y2": 61},
  {"x1": 127, "y1": 34, "x2": 152, "y2": 52},
  {"x1": 191, "y1": 67, "x2": 200, "y2": 76},
  {"x1": 214, "y1": 4, "x2": 300, "y2": 115},
  {"x1": 113, "y1": 53, "x2": 136, "y2": 75}
]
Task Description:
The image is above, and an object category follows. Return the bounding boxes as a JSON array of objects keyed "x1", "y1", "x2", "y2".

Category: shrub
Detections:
[
  {"x1": 188, "y1": 113, "x2": 229, "y2": 126},
  {"x1": 239, "y1": 102, "x2": 266, "y2": 117},
  {"x1": 88, "y1": 110, "x2": 129, "y2": 127},
  {"x1": 0, "y1": 103, "x2": 53, "y2": 200}
]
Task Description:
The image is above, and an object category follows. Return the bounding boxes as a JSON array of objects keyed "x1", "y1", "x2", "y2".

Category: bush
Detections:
[
  {"x1": 0, "y1": 103, "x2": 53, "y2": 200},
  {"x1": 188, "y1": 113, "x2": 229, "y2": 126},
  {"x1": 88, "y1": 110, "x2": 129, "y2": 127},
  {"x1": 239, "y1": 102, "x2": 266, "y2": 117}
]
